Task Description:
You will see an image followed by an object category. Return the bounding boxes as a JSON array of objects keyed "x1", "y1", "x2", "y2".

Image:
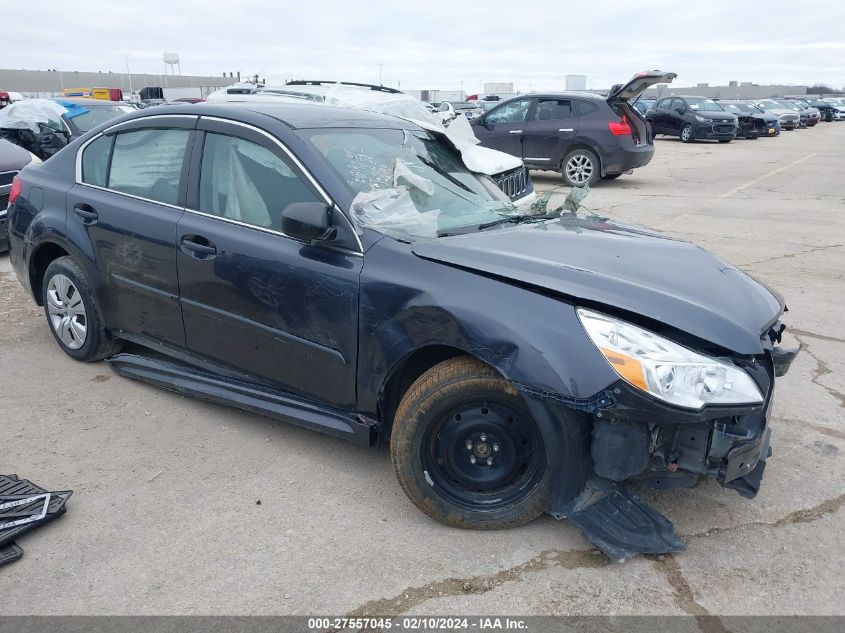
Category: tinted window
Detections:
[
  {"x1": 656, "y1": 98, "x2": 671, "y2": 110},
  {"x1": 199, "y1": 133, "x2": 320, "y2": 230},
  {"x1": 574, "y1": 100, "x2": 599, "y2": 116},
  {"x1": 108, "y1": 128, "x2": 190, "y2": 205},
  {"x1": 486, "y1": 99, "x2": 531, "y2": 124},
  {"x1": 81, "y1": 134, "x2": 113, "y2": 187},
  {"x1": 533, "y1": 99, "x2": 572, "y2": 121},
  {"x1": 670, "y1": 99, "x2": 685, "y2": 112}
]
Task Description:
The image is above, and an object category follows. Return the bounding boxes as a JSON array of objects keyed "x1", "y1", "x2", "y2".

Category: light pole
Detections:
[
  {"x1": 378, "y1": 64, "x2": 383, "y2": 86},
  {"x1": 123, "y1": 54, "x2": 133, "y2": 97}
]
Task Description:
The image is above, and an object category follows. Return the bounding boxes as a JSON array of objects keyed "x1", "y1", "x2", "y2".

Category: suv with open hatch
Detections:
[
  {"x1": 471, "y1": 71, "x2": 676, "y2": 186},
  {"x1": 6, "y1": 101, "x2": 797, "y2": 561}
]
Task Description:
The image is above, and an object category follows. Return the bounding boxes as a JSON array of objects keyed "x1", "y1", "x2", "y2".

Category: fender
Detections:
[{"x1": 356, "y1": 236, "x2": 618, "y2": 419}]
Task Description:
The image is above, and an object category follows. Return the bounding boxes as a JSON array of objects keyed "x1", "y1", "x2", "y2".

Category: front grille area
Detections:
[
  {"x1": 0, "y1": 193, "x2": 9, "y2": 210},
  {"x1": 494, "y1": 167, "x2": 528, "y2": 200},
  {"x1": 714, "y1": 124, "x2": 735, "y2": 134},
  {"x1": 0, "y1": 170, "x2": 18, "y2": 187}
]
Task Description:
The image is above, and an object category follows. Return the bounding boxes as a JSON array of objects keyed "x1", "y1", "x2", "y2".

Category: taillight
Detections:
[
  {"x1": 8, "y1": 175, "x2": 22, "y2": 205},
  {"x1": 608, "y1": 115, "x2": 632, "y2": 136}
]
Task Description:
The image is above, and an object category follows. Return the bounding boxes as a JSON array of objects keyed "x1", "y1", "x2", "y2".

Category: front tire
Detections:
[
  {"x1": 391, "y1": 358, "x2": 549, "y2": 529},
  {"x1": 42, "y1": 256, "x2": 122, "y2": 362},
  {"x1": 561, "y1": 148, "x2": 600, "y2": 187},
  {"x1": 680, "y1": 123, "x2": 694, "y2": 143}
]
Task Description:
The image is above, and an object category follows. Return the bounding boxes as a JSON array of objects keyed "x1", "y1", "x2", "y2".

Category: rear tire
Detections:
[
  {"x1": 680, "y1": 123, "x2": 694, "y2": 143},
  {"x1": 391, "y1": 357, "x2": 550, "y2": 529},
  {"x1": 561, "y1": 148, "x2": 600, "y2": 187},
  {"x1": 41, "y1": 256, "x2": 122, "y2": 362}
]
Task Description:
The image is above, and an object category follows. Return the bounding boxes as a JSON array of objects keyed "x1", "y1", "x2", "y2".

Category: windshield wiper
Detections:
[{"x1": 476, "y1": 211, "x2": 562, "y2": 231}]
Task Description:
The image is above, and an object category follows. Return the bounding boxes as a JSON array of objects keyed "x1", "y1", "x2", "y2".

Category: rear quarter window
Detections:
[
  {"x1": 81, "y1": 135, "x2": 113, "y2": 187},
  {"x1": 574, "y1": 100, "x2": 599, "y2": 116}
]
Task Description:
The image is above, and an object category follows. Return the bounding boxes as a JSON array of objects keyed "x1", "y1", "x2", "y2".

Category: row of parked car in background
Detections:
[{"x1": 634, "y1": 95, "x2": 844, "y2": 141}]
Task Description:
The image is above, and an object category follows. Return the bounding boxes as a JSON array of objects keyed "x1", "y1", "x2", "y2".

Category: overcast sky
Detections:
[{"x1": 5, "y1": 0, "x2": 844, "y2": 91}]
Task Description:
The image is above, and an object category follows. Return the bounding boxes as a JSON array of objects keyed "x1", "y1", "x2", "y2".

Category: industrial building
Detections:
[
  {"x1": 565, "y1": 75, "x2": 587, "y2": 91},
  {"x1": 0, "y1": 68, "x2": 237, "y2": 98}
]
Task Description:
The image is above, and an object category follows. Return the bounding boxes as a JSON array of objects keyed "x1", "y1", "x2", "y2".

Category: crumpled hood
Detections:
[{"x1": 412, "y1": 215, "x2": 784, "y2": 354}]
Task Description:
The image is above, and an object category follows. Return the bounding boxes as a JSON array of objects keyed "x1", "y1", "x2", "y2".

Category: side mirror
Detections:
[{"x1": 281, "y1": 202, "x2": 336, "y2": 244}]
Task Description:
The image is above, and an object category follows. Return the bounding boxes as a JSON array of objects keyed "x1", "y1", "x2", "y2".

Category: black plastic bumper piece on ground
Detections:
[{"x1": 550, "y1": 478, "x2": 685, "y2": 562}]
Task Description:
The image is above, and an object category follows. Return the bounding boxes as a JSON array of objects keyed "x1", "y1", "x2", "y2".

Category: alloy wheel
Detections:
[
  {"x1": 681, "y1": 125, "x2": 692, "y2": 142},
  {"x1": 46, "y1": 274, "x2": 88, "y2": 350},
  {"x1": 564, "y1": 154, "x2": 594, "y2": 185}
]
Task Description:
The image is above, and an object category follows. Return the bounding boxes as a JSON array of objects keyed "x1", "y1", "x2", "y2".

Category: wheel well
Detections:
[
  {"x1": 560, "y1": 143, "x2": 602, "y2": 172},
  {"x1": 29, "y1": 243, "x2": 69, "y2": 305},
  {"x1": 378, "y1": 345, "x2": 469, "y2": 442}
]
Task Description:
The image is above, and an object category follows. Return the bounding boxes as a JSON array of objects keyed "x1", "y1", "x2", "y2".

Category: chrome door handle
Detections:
[
  {"x1": 508, "y1": 130, "x2": 523, "y2": 134},
  {"x1": 558, "y1": 128, "x2": 574, "y2": 132}
]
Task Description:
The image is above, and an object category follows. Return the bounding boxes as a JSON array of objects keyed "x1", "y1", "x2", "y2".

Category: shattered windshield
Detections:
[{"x1": 300, "y1": 127, "x2": 517, "y2": 240}]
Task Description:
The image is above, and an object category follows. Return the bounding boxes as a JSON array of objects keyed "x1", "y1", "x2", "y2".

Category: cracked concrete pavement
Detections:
[{"x1": 1, "y1": 121, "x2": 844, "y2": 619}]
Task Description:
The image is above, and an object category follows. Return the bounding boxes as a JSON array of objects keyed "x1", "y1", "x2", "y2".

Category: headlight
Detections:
[
  {"x1": 694, "y1": 114, "x2": 708, "y2": 122},
  {"x1": 577, "y1": 308, "x2": 764, "y2": 410}
]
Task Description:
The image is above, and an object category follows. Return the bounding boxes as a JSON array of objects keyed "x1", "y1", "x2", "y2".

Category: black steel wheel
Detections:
[{"x1": 391, "y1": 357, "x2": 553, "y2": 529}]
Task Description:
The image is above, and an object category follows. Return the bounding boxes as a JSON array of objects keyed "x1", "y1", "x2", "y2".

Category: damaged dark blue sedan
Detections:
[{"x1": 5, "y1": 103, "x2": 798, "y2": 561}]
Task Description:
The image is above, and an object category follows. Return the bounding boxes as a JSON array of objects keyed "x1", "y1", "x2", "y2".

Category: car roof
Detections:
[
  {"x1": 132, "y1": 102, "x2": 419, "y2": 131},
  {"x1": 529, "y1": 92, "x2": 605, "y2": 100}
]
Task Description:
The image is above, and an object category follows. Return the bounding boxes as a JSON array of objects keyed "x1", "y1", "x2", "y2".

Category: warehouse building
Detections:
[{"x1": 0, "y1": 68, "x2": 237, "y2": 98}]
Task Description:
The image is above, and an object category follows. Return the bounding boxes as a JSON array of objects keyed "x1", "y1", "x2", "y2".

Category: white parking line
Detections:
[{"x1": 720, "y1": 152, "x2": 817, "y2": 197}]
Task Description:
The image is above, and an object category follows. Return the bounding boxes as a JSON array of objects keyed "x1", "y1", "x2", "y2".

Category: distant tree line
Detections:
[{"x1": 806, "y1": 84, "x2": 840, "y2": 94}]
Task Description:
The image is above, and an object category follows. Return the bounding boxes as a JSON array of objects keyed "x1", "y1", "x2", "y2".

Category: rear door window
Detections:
[
  {"x1": 107, "y1": 128, "x2": 191, "y2": 205},
  {"x1": 532, "y1": 99, "x2": 573, "y2": 121},
  {"x1": 80, "y1": 134, "x2": 113, "y2": 187}
]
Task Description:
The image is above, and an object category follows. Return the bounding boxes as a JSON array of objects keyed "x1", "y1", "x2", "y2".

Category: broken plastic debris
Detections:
[
  {"x1": 351, "y1": 186, "x2": 441, "y2": 240},
  {"x1": 562, "y1": 183, "x2": 591, "y2": 213}
]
